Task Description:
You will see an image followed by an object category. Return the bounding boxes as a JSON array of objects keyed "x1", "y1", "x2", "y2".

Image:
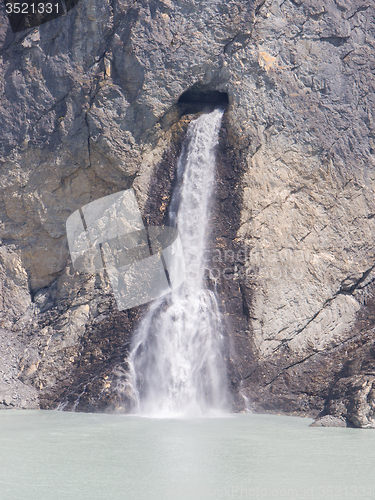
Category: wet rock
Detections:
[
  {"x1": 324, "y1": 375, "x2": 375, "y2": 429},
  {"x1": 310, "y1": 415, "x2": 347, "y2": 428}
]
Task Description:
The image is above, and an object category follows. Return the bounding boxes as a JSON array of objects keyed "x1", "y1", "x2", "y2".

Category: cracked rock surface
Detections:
[{"x1": 0, "y1": 0, "x2": 374, "y2": 426}]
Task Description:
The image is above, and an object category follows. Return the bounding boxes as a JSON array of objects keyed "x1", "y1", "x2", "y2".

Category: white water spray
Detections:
[{"x1": 127, "y1": 108, "x2": 228, "y2": 417}]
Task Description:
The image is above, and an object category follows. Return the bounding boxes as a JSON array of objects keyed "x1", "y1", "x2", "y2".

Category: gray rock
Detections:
[
  {"x1": 2, "y1": 394, "x2": 13, "y2": 406},
  {"x1": 310, "y1": 415, "x2": 347, "y2": 428},
  {"x1": 0, "y1": 0, "x2": 374, "y2": 423}
]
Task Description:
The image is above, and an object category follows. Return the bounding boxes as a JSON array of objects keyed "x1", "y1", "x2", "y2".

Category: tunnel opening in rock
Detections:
[
  {"x1": 158, "y1": 87, "x2": 229, "y2": 132},
  {"x1": 177, "y1": 88, "x2": 229, "y2": 115}
]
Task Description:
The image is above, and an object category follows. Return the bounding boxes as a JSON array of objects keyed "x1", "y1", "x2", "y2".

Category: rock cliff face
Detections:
[{"x1": 0, "y1": 0, "x2": 375, "y2": 427}]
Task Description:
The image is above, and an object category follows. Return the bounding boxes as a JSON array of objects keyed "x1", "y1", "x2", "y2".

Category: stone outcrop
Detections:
[{"x1": 0, "y1": 0, "x2": 375, "y2": 426}]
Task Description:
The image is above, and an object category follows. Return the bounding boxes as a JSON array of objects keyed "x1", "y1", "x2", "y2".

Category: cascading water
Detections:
[{"x1": 126, "y1": 108, "x2": 228, "y2": 417}]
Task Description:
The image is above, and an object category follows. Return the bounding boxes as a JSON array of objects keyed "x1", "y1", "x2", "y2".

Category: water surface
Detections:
[{"x1": 0, "y1": 411, "x2": 373, "y2": 500}]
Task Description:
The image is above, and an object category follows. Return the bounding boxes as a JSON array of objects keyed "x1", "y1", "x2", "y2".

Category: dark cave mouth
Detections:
[
  {"x1": 177, "y1": 89, "x2": 229, "y2": 114},
  {"x1": 158, "y1": 87, "x2": 229, "y2": 131}
]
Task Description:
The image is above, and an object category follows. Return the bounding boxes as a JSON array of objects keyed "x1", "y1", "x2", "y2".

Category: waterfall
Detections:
[{"x1": 126, "y1": 108, "x2": 228, "y2": 417}]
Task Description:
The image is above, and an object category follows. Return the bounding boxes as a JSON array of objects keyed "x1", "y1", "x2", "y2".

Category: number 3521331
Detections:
[{"x1": 3, "y1": 1, "x2": 80, "y2": 32}]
